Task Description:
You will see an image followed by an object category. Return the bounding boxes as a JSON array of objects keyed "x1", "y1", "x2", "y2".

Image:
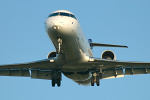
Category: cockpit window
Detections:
[
  {"x1": 48, "y1": 12, "x2": 59, "y2": 17},
  {"x1": 70, "y1": 14, "x2": 77, "y2": 20},
  {"x1": 48, "y1": 12, "x2": 77, "y2": 20},
  {"x1": 60, "y1": 12, "x2": 70, "y2": 17}
]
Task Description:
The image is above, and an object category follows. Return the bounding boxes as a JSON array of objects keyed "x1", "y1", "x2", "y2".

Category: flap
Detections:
[
  {"x1": 125, "y1": 67, "x2": 150, "y2": 75},
  {"x1": 0, "y1": 69, "x2": 30, "y2": 77},
  {"x1": 31, "y1": 69, "x2": 52, "y2": 80},
  {"x1": 101, "y1": 68, "x2": 124, "y2": 79}
]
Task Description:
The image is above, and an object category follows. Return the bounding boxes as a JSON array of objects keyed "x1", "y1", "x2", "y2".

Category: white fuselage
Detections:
[
  {"x1": 46, "y1": 12, "x2": 93, "y2": 62},
  {"x1": 45, "y1": 10, "x2": 93, "y2": 84}
]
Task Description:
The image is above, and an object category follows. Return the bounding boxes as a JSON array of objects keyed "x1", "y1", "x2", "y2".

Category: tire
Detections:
[
  {"x1": 91, "y1": 77, "x2": 94, "y2": 86},
  {"x1": 96, "y1": 77, "x2": 100, "y2": 86},
  {"x1": 52, "y1": 78, "x2": 55, "y2": 87},
  {"x1": 57, "y1": 78, "x2": 61, "y2": 87}
]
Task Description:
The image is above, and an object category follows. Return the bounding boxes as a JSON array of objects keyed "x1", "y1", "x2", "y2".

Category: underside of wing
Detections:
[
  {"x1": 0, "y1": 58, "x2": 56, "y2": 80},
  {"x1": 0, "y1": 59, "x2": 55, "y2": 69},
  {"x1": 89, "y1": 58, "x2": 150, "y2": 68},
  {"x1": 88, "y1": 58, "x2": 150, "y2": 79}
]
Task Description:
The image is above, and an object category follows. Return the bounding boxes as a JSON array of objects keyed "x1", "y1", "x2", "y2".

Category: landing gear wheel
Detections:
[
  {"x1": 51, "y1": 70, "x2": 62, "y2": 87},
  {"x1": 91, "y1": 76, "x2": 94, "y2": 86},
  {"x1": 52, "y1": 78, "x2": 55, "y2": 87},
  {"x1": 96, "y1": 77, "x2": 100, "y2": 86},
  {"x1": 57, "y1": 78, "x2": 61, "y2": 87}
]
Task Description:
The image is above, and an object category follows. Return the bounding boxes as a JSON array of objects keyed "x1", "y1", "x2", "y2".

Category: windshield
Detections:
[
  {"x1": 70, "y1": 14, "x2": 77, "y2": 20},
  {"x1": 60, "y1": 12, "x2": 70, "y2": 17},
  {"x1": 48, "y1": 12, "x2": 59, "y2": 17},
  {"x1": 48, "y1": 12, "x2": 77, "y2": 20}
]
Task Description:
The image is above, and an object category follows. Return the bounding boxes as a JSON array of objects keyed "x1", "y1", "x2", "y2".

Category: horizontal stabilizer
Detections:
[{"x1": 91, "y1": 43, "x2": 128, "y2": 48}]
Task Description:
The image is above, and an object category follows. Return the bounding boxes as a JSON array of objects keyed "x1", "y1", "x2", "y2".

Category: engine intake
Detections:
[
  {"x1": 47, "y1": 51, "x2": 56, "y2": 59},
  {"x1": 101, "y1": 50, "x2": 116, "y2": 60}
]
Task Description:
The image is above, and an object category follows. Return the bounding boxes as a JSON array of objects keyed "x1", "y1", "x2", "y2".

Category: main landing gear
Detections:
[
  {"x1": 51, "y1": 70, "x2": 62, "y2": 87},
  {"x1": 91, "y1": 72, "x2": 102, "y2": 86}
]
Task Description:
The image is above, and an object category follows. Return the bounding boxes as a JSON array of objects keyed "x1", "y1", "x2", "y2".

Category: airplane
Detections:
[{"x1": 0, "y1": 10, "x2": 150, "y2": 87}]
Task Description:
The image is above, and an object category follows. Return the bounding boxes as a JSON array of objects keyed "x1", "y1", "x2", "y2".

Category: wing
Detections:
[
  {"x1": 0, "y1": 58, "x2": 55, "y2": 80},
  {"x1": 88, "y1": 58, "x2": 150, "y2": 79}
]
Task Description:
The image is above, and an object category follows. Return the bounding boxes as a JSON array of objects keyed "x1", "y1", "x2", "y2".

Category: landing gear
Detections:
[
  {"x1": 96, "y1": 76, "x2": 100, "y2": 86},
  {"x1": 51, "y1": 70, "x2": 62, "y2": 87},
  {"x1": 51, "y1": 38, "x2": 62, "y2": 87},
  {"x1": 91, "y1": 72, "x2": 101, "y2": 86},
  {"x1": 57, "y1": 78, "x2": 61, "y2": 87},
  {"x1": 91, "y1": 76, "x2": 94, "y2": 86},
  {"x1": 57, "y1": 37, "x2": 62, "y2": 54},
  {"x1": 52, "y1": 78, "x2": 55, "y2": 87}
]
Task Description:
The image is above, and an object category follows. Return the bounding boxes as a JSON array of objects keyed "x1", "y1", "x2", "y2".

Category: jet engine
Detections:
[
  {"x1": 47, "y1": 51, "x2": 56, "y2": 59},
  {"x1": 101, "y1": 50, "x2": 116, "y2": 60}
]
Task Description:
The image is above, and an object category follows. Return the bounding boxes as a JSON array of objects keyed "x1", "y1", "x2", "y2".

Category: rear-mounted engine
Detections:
[
  {"x1": 101, "y1": 50, "x2": 116, "y2": 60},
  {"x1": 47, "y1": 51, "x2": 56, "y2": 59}
]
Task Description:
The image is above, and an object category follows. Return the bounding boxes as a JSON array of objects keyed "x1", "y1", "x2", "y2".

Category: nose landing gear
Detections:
[
  {"x1": 57, "y1": 37, "x2": 62, "y2": 54},
  {"x1": 51, "y1": 37, "x2": 63, "y2": 87}
]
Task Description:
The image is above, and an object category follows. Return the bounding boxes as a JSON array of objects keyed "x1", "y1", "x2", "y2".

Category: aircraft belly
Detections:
[
  {"x1": 74, "y1": 78, "x2": 91, "y2": 86},
  {"x1": 63, "y1": 37, "x2": 83, "y2": 61},
  {"x1": 48, "y1": 29, "x2": 83, "y2": 62},
  {"x1": 62, "y1": 70, "x2": 92, "y2": 85},
  {"x1": 62, "y1": 66, "x2": 92, "y2": 85}
]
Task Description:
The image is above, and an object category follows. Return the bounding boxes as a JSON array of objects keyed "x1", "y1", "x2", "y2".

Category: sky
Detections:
[{"x1": 0, "y1": 0, "x2": 150, "y2": 100}]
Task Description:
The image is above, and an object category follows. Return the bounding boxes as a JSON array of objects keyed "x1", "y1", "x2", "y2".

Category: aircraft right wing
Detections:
[{"x1": 0, "y1": 58, "x2": 56, "y2": 80}]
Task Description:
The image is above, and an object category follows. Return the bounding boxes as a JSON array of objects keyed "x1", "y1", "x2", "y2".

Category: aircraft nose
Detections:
[
  {"x1": 46, "y1": 18, "x2": 71, "y2": 34},
  {"x1": 53, "y1": 23, "x2": 63, "y2": 30},
  {"x1": 47, "y1": 21, "x2": 64, "y2": 31}
]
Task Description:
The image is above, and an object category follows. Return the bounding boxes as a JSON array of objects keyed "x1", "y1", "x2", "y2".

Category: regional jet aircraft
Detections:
[{"x1": 1, "y1": 10, "x2": 150, "y2": 87}]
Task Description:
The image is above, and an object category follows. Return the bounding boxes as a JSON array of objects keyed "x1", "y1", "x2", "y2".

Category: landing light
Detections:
[
  {"x1": 50, "y1": 59, "x2": 54, "y2": 62},
  {"x1": 89, "y1": 58, "x2": 94, "y2": 62},
  {"x1": 53, "y1": 26, "x2": 57, "y2": 29}
]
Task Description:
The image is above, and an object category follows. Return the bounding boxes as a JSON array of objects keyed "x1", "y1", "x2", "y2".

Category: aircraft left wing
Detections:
[
  {"x1": 0, "y1": 59, "x2": 55, "y2": 80},
  {"x1": 89, "y1": 58, "x2": 150, "y2": 67},
  {"x1": 88, "y1": 58, "x2": 150, "y2": 79}
]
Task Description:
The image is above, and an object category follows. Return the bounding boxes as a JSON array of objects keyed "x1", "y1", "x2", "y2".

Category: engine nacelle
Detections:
[
  {"x1": 47, "y1": 51, "x2": 56, "y2": 59},
  {"x1": 101, "y1": 50, "x2": 116, "y2": 60}
]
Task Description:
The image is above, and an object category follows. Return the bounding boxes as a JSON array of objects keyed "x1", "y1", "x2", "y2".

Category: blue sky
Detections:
[{"x1": 0, "y1": 0, "x2": 150, "y2": 100}]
